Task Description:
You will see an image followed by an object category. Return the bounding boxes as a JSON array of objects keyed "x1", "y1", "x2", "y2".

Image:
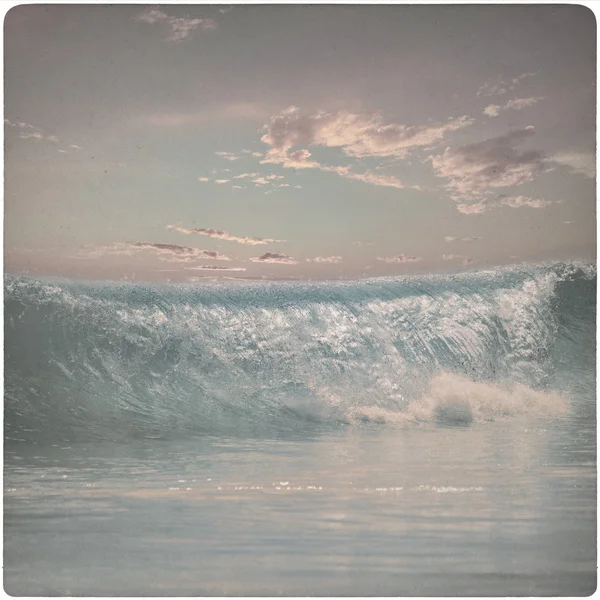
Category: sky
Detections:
[{"x1": 4, "y1": 3, "x2": 596, "y2": 281}]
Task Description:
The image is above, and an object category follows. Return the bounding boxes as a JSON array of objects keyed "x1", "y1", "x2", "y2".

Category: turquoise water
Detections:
[{"x1": 4, "y1": 261, "x2": 596, "y2": 595}]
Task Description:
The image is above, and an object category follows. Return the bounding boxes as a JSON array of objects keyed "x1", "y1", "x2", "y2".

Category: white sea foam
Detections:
[{"x1": 346, "y1": 372, "x2": 567, "y2": 426}]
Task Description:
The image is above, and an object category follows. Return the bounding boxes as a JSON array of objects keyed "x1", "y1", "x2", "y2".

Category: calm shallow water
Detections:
[{"x1": 5, "y1": 414, "x2": 596, "y2": 596}]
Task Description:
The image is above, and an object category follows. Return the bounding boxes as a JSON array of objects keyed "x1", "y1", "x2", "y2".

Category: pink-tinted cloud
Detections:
[
  {"x1": 77, "y1": 242, "x2": 231, "y2": 263},
  {"x1": 250, "y1": 252, "x2": 298, "y2": 264},
  {"x1": 262, "y1": 107, "x2": 473, "y2": 160},
  {"x1": 167, "y1": 225, "x2": 286, "y2": 245}
]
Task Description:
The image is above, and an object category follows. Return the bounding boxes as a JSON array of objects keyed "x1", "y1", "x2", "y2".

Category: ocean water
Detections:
[{"x1": 4, "y1": 261, "x2": 596, "y2": 596}]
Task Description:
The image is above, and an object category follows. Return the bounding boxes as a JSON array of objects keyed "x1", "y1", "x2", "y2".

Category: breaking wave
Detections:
[{"x1": 4, "y1": 261, "x2": 595, "y2": 442}]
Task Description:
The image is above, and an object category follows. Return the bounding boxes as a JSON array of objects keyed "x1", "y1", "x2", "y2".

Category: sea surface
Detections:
[{"x1": 4, "y1": 261, "x2": 596, "y2": 596}]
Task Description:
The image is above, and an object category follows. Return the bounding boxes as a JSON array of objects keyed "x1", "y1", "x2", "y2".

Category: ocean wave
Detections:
[{"x1": 4, "y1": 261, "x2": 595, "y2": 441}]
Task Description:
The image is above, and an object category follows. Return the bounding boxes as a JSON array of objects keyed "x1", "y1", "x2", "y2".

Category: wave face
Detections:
[{"x1": 4, "y1": 261, "x2": 596, "y2": 442}]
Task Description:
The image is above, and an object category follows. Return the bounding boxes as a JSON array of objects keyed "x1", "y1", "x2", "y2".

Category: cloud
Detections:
[
  {"x1": 484, "y1": 97, "x2": 544, "y2": 118},
  {"x1": 377, "y1": 254, "x2": 422, "y2": 263},
  {"x1": 262, "y1": 107, "x2": 473, "y2": 161},
  {"x1": 456, "y1": 202, "x2": 488, "y2": 214},
  {"x1": 185, "y1": 265, "x2": 246, "y2": 271},
  {"x1": 233, "y1": 173, "x2": 259, "y2": 179},
  {"x1": 198, "y1": 177, "x2": 210, "y2": 182},
  {"x1": 250, "y1": 252, "x2": 298, "y2": 264},
  {"x1": 167, "y1": 225, "x2": 286, "y2": 245},
  {"x1": 136, "y1": 7, "x2": 216, "y2": 42},
  {"x1": 550, "y1": 152, "x2": 596, "y2": 179},
  {"x1": 132, "y1": 242, "x2": 230, "y2": 262},
  {"x1": 328, "y1": 165, "x2": 405, "y2": 188},
  {"x1": 430, "y1": 127, "x2": 551, "y2": 203},
  {"x1": 215, "y1": 151, "x2": 240, "y2": 161},
  {"x1": 77, "y1": 242, "x2": 231, "y2": 262},
  {"x1": 442, "y1": 254, "x2": 464, "y2": 260},
  {"x1": 19, "y1": 131, "x2": 44, "y2": 140},
  {"x1": 6, "y1": 118, "x2": 82, "y2": 151},
  {"x1": 252, "y1": 177, "x2": 270, "y2": 185},
  {"x1": 498, "y1": 195, "x2": 550, "y2": 209},
  {"x1": 5, "y1": 119, "x2": 37, "y2": 130},
  {"x1": 456, "y1": 194, "x2": 550, "y2": 214},
  {"x1": 504, "y1": 97, "x2": 543, "y2": 111},
  {"x1": 445, "y1": 236, "x2": 480, "y2": 242},
  {"x1": 306, "y1": 256, "x2": 343, "y2": 263},
  {"x1": 214, "y1": 179, "x2": 229, "y2": 184},
  {"x1": 483, "y1": 105, "x2": 501, "y2": 118},
  {"x1": 477, "y1": 72, "x2": 539, "y2": 97},
  {"x1": 259, "y1": 107, "x2": 472, "y2": 189}
]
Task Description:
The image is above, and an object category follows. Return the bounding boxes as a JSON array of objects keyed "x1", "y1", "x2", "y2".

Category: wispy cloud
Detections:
[
  {"x1": 442, "y1": 253, "x2": 465, "y2": 260},
  {"x1": 6, "y1": 118, "x2": 81, "y2": 152},
  {"x1": 498, "y1": 195, "x2": 550, "y2": 209},
  {"x1": 377, "y1": 254, "x2": 422, "y2": 263},
  {"x1": 456, "y1": 202, "x2": 488, "y2": 214},
  {"x1": 550, "y1": 152, "x2": 596, "y2": 179},
  {"x1": 442, "y1": 253, "x2": 475, "y2": 266},
  {"x1": 77, "y1": 242, "x2": 231, "y2": 262},
  {"x1": 215, "y1": 151, "x2": 240, "y2": 161},
  {"x1": 185, "y1": 265, "x2": 247, "y2": 271},
  {"x1": 136, "y1": 7, "x2": 216, "y2": 43},
  {"x1": 445, "y1": 236, "x2": 481, "y2": 242},
  {"x1": 167, "y1": 225, "x2": 286, "y2": 246},
  {"x1": 456, "y1": 194, "x2": 551, "y2": 214},
  {"x1": 306, "y1": 256, "x2": 343, "y2": 263},
  {"x1": 483, "y1": 96, "x2": 544, "y2": 118},
  {"x1": 430, "y1": 127, "x2": 552, "y2": 206},
  {"x1": 250, "y1": 252, "x2": 298, "y2": 264},
  {"x1": 477, "y1": 72, "x2": 539, "y2": 97}
]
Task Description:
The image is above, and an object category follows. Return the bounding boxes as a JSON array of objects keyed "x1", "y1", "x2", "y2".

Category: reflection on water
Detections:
[{"x1": 5, "y1": 415, "x2": 596, "y2": 596}]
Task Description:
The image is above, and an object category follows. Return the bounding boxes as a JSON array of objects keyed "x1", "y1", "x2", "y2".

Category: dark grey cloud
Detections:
[{"x1": 430, "y1": 127, "x2": 552, "y2": 203}]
